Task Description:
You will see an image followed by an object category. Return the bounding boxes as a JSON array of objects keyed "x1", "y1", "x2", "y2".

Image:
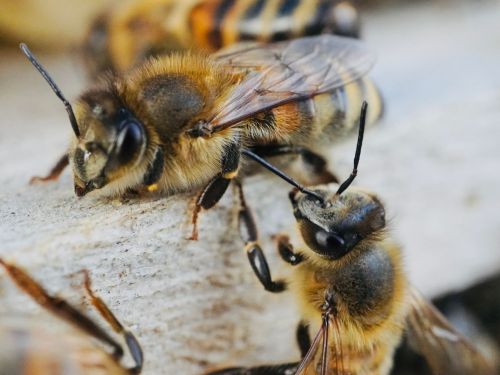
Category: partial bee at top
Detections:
[{"x1": 83, "y1": 0, "x2": 361, "y2": 78}]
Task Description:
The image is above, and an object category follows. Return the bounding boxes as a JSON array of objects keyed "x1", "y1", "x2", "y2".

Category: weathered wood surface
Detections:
[{"x1": 1, "y1": 1, "x2": 499, "y2": 373}]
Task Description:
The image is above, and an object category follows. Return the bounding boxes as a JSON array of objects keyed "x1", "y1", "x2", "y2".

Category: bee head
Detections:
[
  {"x1": 71, "y1": 89, "x2": 147, "y2": 196},
  {"x1": 289, "y1": 185, "x2": 386, "y2": 260},
  {"x1": 288, "y1": 101, "x2": 381, "y2": 259},
  {"x1": 19, "y1": 44, "x2": 147, "y2": 197}
]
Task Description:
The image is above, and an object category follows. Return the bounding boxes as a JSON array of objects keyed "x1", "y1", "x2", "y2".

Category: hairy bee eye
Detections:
[{"x1": 114, "y1": 121, "x2": 144, "y2": 166}]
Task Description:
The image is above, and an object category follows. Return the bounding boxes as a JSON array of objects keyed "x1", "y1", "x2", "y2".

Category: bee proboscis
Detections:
[
  {"x1": 84, "y1": 0, "x2": 361, "y2": 77},
  {"x1": 207, "y1": 103, "x2": 495, "y2": 375},
  {"x1": 0, "y1": 259, "x2": 143, "y2": 374}
]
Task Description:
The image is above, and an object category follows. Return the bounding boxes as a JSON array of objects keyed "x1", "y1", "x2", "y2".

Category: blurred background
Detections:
[{"x1": 0, "y1": 0, "x2": 499, "y2": 374}]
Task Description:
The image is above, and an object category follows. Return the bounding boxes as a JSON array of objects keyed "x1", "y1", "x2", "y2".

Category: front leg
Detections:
[
  {"x1": 235, "y1": 181, "x2": 285, "y2": 293},
  {"x1": 296, "y1": 321, "x2": 311, "y2": 358},
  {"x1": 275, "y1": 234, "x2": 304, "y2": 266},
  {"x1": 190, "y1": 141, "x2": 240, "y2": 240},
  {"x1": 29, "y1": 153, "x2": 69, "y2": 184}
]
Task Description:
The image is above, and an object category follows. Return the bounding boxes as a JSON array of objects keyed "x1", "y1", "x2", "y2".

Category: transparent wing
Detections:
[
  {"x1": 199, "y1": 35, "x2": 375, "y2": 135},
  {"x1": 406, "y1": 287, "x2": 495, "y2": 375},
  {"x1": 295, "y1": 315, "x2": 344, "y2": 375}
]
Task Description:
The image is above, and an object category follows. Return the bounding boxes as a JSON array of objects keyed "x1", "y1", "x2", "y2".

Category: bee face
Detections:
[
  {"x1": 289, "y1": 185, "x2": 385, "y2": 259},
  {"x1": 71, "y1": 90, "x2": 147, "y2": 196}
]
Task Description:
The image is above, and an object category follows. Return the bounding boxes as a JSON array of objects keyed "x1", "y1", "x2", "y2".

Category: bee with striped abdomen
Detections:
[
  {"x1": 23, "y1": 34, "x2": 382, "y2": 286},
  {"x1": 207, "y1": 103, "x2": 495, "y2": 375},
  {"x1": 0, "y1": 259, "x2": 143, "y2": 375},
  {"x1": 83, "y1": 0, "x2": 361, "y2": 77}
]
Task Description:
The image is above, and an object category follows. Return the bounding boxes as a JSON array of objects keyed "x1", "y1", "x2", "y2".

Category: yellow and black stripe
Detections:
[
  {"x1": 189, "y1": 0, "x2": 360, "y2": 51},
  {"x1": 84, "y1": 0, "x2": 361, "y2": 77},
  {"x1": 251, "y1": 76, "x2": 384, "y2": 146}
]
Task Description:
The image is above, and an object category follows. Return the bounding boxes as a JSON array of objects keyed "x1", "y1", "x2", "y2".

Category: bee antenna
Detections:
[
  {"x1": 336, "y1": 101, "x2": 367, "y2": 196},
  {"x1": 19, "y1": 43, "x2": 80, "y2": 138},
  {"x1": 241, "y1": 149, "x2": 325, "y2": 205}
]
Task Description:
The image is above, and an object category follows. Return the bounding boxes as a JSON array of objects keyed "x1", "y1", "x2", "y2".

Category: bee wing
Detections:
[
  {"x1": 295, "y1": 320, "x2": 325, "y2": 375},
  {"x1": 295, "y1": 315, "x2": 344, "y2": 375},
  {"x1": 202, "y1": 35, "x2": 375, "y2": 134},
  {"x1": 406, "y1": 287, "x2": 495, "y2": 375}
]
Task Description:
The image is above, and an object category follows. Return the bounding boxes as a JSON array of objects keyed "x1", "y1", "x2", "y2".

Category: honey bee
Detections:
[
  {"x1": 22, "y1": 34, "x2": 383, "y2": 243},
  {"x1": 84, "y1": 0, "x2": 361, "y2": 77},
  {"x1": 0, "y1": 259, "x2": 143, "y2": 374},
  {"x1": 207, "y1": 103, "x2": 495, "y2": 375}
]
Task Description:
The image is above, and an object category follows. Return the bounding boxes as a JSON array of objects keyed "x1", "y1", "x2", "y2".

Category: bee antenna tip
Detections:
[
  {"x1": 336, "y1": 101, "x2": 367, "y2": 196},
  {"x1": 19, "y1": 43, "x2": 80, "y2": 138}
]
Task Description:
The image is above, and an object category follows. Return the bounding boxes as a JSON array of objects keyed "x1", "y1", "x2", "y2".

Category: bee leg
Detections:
[
  {"x1": 275, "y1": 234, "x2": 304, "y2": 265},
  {"x1": 0, "y1": 260, "x2": 124, "y2": 361},
  {"x1": 205, "y1": 363, "x2": 299, "y2": 374},
  {"x1": 190, "y1": 175, "x2": 232, "y2": 240},
  {"x1": 300, "y1": 148, "x2": 338, "y2": 184},
  {"x1": 142, "y1": 147, "x2": 164, "y2": 188},
  {"x1": 296, "y1": 321, "x2": 311, "y2": 358},
  {"x1": 29, "y1": 153, "x2": 69, "y2": 184},
  {"x1": 235, "y1": 181, "x2": 286, "y2": 293},
  {"x1": 190, "y1": 142, "x2": 240, "y2": 240},
  {"x1": 251, "y1": 145, "x2": 338, "y2": 184},
  {"x1": 82, "y1": 270, "x2": 143, "y2": 374}
]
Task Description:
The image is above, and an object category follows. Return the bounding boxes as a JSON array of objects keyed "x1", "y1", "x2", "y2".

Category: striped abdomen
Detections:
[
  {"x1": 248, "y1": 77, "x2": 384, "y2": 146},
  {"x1": 86, "y1": 0, "x2": 360, "y2": 76},
  {"x1": 189, "y1": 0, "x2": 361, "y2": 51},
  {"x1": 323, "y1": 340, "x2": 395, "y2": 375},
  {"x1": 296, "y1": 326, "x2": 398, "y2": 375}
]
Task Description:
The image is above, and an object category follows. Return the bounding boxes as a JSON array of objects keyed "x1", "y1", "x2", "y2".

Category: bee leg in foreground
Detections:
[
  {"x1": 190, "y1": 142, "x2": 241, "y2": 240},
  {"x1": 205, "y1": 363, "x2": 299, "y2": 375},
  {"x1": 29, "y1": 153, "x2": 69, "y2": 184},
  {"x1": 251, "y1": 145, "x2": 338, "y2": 184},
  {"x1": 296, "y1": 321, "x2": 312, "y2": 358},
  {"x1": 82, "y1": 270, "x2": 144, "y2": 374},
  {"x1": 0, "y1": 259, "x2": 124, "y2": 358},
  {"x1": 235, "y1": 181, "x2": 286, "y2": 293},
  {"x1": 275, "y1": 234, "x2": 304, "y2": 266}
]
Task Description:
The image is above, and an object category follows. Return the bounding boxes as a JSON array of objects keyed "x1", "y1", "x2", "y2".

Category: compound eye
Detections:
[
  {"x1": 115, "y1": 121, "x2": 144, "y2": 166},
  {"x1": 300, "y1": 219, "x2": 350, "y2": 260},
  {"x1": 314, "y1": 230, "x2": 348, "y2": 260}
]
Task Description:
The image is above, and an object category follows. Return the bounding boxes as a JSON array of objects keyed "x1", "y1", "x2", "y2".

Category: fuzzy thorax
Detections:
[
  {"x1": 290, "y1": 237, "x2": 409, "y2": 374},
  {"x1": 69, "y1": 52, "x2": 241, "y2": 198}
]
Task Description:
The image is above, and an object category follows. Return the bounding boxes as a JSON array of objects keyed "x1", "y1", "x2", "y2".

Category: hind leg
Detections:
[
  {"x1": 0, "y1": 259, "x2": 123, "y2": 356},
  {"x1": 0, "y1": 260, "x2": 143, "y2": 374}
]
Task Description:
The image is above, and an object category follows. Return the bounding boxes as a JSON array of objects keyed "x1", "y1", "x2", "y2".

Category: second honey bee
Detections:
[
  {"x1": 84, "y1": 0, "x2": 361, "y2": 77},
  {"x1": 0, "y1": 259, "x2": 143, "y2": 374},
  {"x1": 23, "y1": 35, "x2": 383, "y2": 243},
  {"x1": 207, "y1": 103, "x2": 494, "y2": 375}
]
